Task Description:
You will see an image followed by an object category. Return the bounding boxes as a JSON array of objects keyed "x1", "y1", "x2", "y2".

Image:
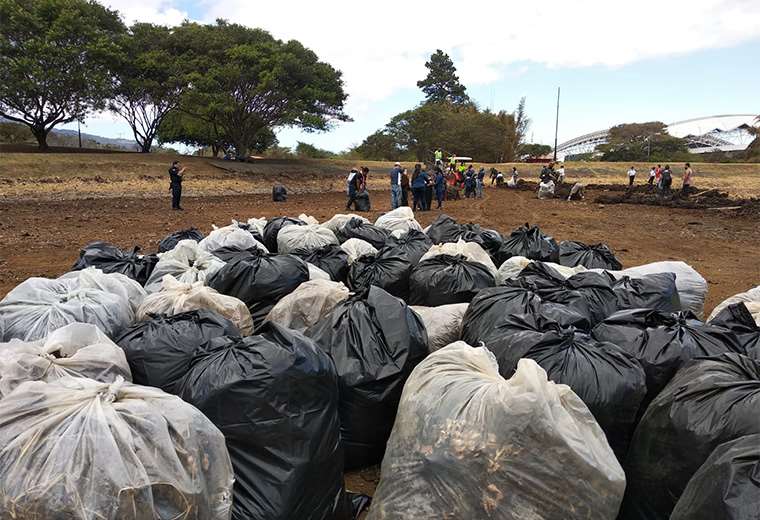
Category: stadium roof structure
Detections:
[{"x1": 555, "y1": 114, "x2": 758, "y2": 160}]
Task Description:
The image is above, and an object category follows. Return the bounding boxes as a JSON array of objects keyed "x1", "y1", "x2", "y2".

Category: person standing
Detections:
[
  {"x1": 360, "y1": 166, "x2": 370, "y2": 190},
  {"x1": 400, "y1": 168, "x2": 410, "y2": 206},
  {"x1": 389, "y1": 162, "x2": 403, "y2": 209},
  {"x1": 476, "y1": 167, "x2": 486, "y2": 198},
  {"x1": 434, "y1": 148, "x2": 443, "y2": 167},
  {"x1": 490, "y1": 167, "x2": 498, "y2": 186},
  {"x1": 423, "y1": 165, "x2": 434, "y2": 210},
  {"x1": 464, "y1": 165, "x2": 476, "y2": 198},
  {"x1": 660, "y1": 165, "x2": 673, "y2": 194},
  {"x1": 627, "y1": 166, "x2": 637, "y2": 188},
  {"x1": 655, "y1": 164, "x2": 662, "y2": 187},
  {"x1": 556, "y1": 163, "x2": 566, "y2": 185},
  {"x1": 648, "y1": 166, "x2": 656, "y2": 189},
  {"x1": 168, "y1": 160, "x2": 186, "y2": 210},
  {"x1": 346, "y1": 168, "x2": 361, "y2": 210},
  {"x1": 434, "y1": 166, "x2": 446, "y2": 209},
  {"x1": 411, "y1": 164, "x2": 428, "y2": 211},
  {"x1": 448, "y1": 154, "x2": 456, "y2": 173},
  {"x1": 682, "y1": 162, "x2": 694, "y2": 195}
]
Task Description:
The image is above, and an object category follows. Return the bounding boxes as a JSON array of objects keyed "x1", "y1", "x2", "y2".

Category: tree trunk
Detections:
[
  {"x1": 212, "y1": 144, "x2": 220, "y2": 157},
  {"x1": 138, "y1": 136, "x2": 152, "y2": 153},
  {"x1": 32, "y1": 127, "x2": 50, "y2": 151}
]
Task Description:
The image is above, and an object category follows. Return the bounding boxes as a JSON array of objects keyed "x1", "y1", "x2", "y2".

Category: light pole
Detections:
[{"x1": 553, "y1": 87, "x2": 560, "y2": 162}]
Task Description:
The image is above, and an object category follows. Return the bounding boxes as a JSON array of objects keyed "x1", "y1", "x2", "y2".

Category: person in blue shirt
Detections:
[
  {"x1": 411, "y1": 163, "x2": 430, "y2": 211},
  {"x1": 389, "y1": 162, "x2": 403, "y2": 209},
  {"x1": 434, "y1": 166, "x2": 446, "y2": 209},
  {"x1": 464, "y1": 165, "x2": 476, "y2": 198}
]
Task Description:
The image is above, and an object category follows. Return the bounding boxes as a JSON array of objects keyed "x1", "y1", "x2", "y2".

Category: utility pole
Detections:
[
  {"x1": 553, "y1": 87, "x2": 560, "y2": 162},
  {"x1": 77, "y1": 120, "x2": 82, "y2": 148}
]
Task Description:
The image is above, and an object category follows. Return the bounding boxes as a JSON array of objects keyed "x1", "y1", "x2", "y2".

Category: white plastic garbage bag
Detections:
[
  {"x1": 0, "y1": 376, "x2": 234, "y2": 520},
  {"x1": 246, "y1": 217, "x2": 268, "y2": 237},
  {"x1": 375, "y1": 207, "x2": 423, "y2": 234},
  {"x1": 137, "y1": 276, "x2": 254, "y2": 335},
  {"x1": 340, "y1": 238, "x2": 378, "y2": 264},
  {"x1": 308, "y1": 263, "x2": 331, "y2": 281},
  {"x1": 420, "y1": 239, "x2": 497, "y2": 275},
  {"x1": 322, "y1": 213, "x2": 369, "y2": 234},
  {"x1": 298, "y1": 213, "x2": 320, "y2": 226},
  {"x1": 0, "y1": 268, "x2": 144, "y2": 342},
  {"x1": 367, "y1": 342, "x2": 626, "y2": 519},
  {"x1": 708, "y1": 285, "x2": 760, "y2": 325},
  {"x1": 0, "y1": 323, "x2": 132, "y2": 398},
  {"x1": 266, "y1": 279, "x2": 351, "y2": 331},
  {"x1": 538, "y1": 180, "x2": 555, "y2": 199},
  {"x1": 144, "y1": 240, "x2": 226, "y2": 293},
  {"x1": 597, "y1": 261, "x2": 707, "y2": 318},
  {"x1": 496, "y1": 256, "x2": 588, "y2": 285},
  {"x1": 411, "y1": 304, "x2": 468, "y2": 352},
  {"x1": 277, "y1": 224, "x2": 338, "y2": 254},
  {"x1": 199, "y1": 222, "x2": 268, "y2": 253}
]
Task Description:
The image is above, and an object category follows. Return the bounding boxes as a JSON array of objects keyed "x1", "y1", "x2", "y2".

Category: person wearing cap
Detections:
[
  {"x1": 389, "y1": 162, "x2": 403, "y2": 209},
  {"x1": 168, "y1": 160, "x2": 186, "y2": 210}
]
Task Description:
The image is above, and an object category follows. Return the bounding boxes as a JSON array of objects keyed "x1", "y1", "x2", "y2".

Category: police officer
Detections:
[{"x1": 168, "y1": 160, "x2": 186, "y2": 210}]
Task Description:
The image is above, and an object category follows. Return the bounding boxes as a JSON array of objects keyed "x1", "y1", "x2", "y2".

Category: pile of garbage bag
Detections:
[
  {"x1": 0, "y1": 323, "x2": 131, "y2": 398},
  {"x1": 263, "y1": 216, "x2": 306, "y2": 252},
  {"x1": 158, "y1": 227, "x2": 205, "y2": 253},
  {"x1": 559, "y1": 240, "x2": 623, "y2": 270},
  {"x1": 367, "y1": 342, "x2": 626, "y2": 519},
  {"x1": 144, "y1": 239, "x2": 226, "y2": 292},
  {"x1": 708, "y1": 303, "x2": 760, "y2": 357},
  {"x1": 71, "y1": 241, "x2": 158, "y2": 286},
  {"x1": 621, "y1": 353, "x2": 760, "y2": 520},
  {"x1": 409, "y1": 254, "x2": 496, "y2": 306},
  {"x1": 178, "y1": 323, "x2": 352, "y2": 520},
  {"x1": 0, "y1": 267, "x2": 144, "y2": 341},
  {"x1": 116, "y1": 310, "x2": 239, "y2": 393},
  {"x1": 277, "y1": 223, "x2": 338, "y2": 254},
  {"x1": 348, "y1": 247, "x2": 412, "y2": 299},
  {"x1": 0, "y1": 376, "x2": 234, "y2": 519},
  {"x1": 292, "y1": 243, "x2": 350, "y2": 282},
  {"x1": 207, "y1": 248, "x2": 309, "y2": 329},
  {"x1": 137, "y1": 276, "x2": 254, "y2": 335},
  {"x1": 307, "y1": 286, "x2": 428, "y2": 469},
  {"x1": 384, "y1": 228, "x2": 433, "y2": 265},
  {"x1": 336, "y1": 218, "x2": 390, "y2": 249}
]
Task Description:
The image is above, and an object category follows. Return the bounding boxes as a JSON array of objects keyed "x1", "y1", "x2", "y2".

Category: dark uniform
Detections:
[{"x1": 169, "y1": 164, "x2": 182, "y2": 210}]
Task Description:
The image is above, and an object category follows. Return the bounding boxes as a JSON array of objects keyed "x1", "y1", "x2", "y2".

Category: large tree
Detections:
[
  {"x1": 597, "y1": 122, "x2": 688, "y2": 161},
  {"x1": 110, "y1": 23, "x2": 185, "y2": 153},
  {"x1": 172, "y1": 21, "x2": 349, "y2": 160},
  {"x1": 0, "y1": 0, "x2": 125, "y2": 150},
  {"x1": 416, "y1": 50, "x2": 470, "y2": 105}
]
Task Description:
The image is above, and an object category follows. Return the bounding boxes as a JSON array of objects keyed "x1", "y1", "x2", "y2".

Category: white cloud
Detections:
[{"x1": 102, "y1": 0, "x2": 188, "y2": 26}]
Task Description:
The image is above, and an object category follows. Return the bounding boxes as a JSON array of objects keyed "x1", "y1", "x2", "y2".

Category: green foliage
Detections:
[
  {"x1": 261, "y1": 145, "x2": 295, "y2": 159},
  {"x1": 171, "y1": 20, "x2": 349, "y2": 159},
  {"x1": 110, "y1": 23, "x2": 185, "y2": 152},
  {"x1": 354, "y1": 102, "x2": 520, "y2": 162},
  {"x1": 416, "y1": 50, "x2": 470, "y2": 105},
  {"x1": 597, "y1": 121, "x2": 689, "y2": 161},
  {"x1": 520, "y1": 143, "x2": 552, "y2": 158},
  {"x1": 295, "y1": 141, "x2": 335, "y2": 158},
  {"x1": 0, "y1": 121, "x2": 34, "y2": 143},
  {"x1": 0, "y1": 0, "x2": 126, "y2": 149}
]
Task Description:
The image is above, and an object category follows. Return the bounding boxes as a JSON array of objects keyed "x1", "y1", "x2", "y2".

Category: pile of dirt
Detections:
[{"x1": 594, "y1": 188, "x2": 760, "y2": 211}]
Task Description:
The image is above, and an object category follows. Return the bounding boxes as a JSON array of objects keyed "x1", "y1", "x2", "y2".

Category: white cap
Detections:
[{"x1": 394, "y1": 162, "x2": 400, "y2": 166}]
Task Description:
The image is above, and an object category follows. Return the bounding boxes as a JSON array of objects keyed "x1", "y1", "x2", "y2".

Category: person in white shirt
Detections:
[
  {"x1": 627, "y1": 166, "x2": 636, "y2": 188},
  {"x1": 557, "y1": 164, "x2": 565, "y2": 185},
  {"x1": 648, "y1": 166, "x2": 656, "y2": 190}
]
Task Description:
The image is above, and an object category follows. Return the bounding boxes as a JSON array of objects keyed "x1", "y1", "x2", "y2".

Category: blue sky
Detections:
[{"x1": 63, "y1": 0, "x2": 760, "y2": 152}]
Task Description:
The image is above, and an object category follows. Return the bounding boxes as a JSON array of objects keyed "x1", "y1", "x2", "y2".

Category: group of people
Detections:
[
  {"x1": 539, "y1": 162, "x2": 565, "y2": 185},
  {"x1": 389, "y1": 162, "x2": 447, "y2": 210},
  {"x1": 627, "y1": 163, "x2": 694, "y2": 194}
]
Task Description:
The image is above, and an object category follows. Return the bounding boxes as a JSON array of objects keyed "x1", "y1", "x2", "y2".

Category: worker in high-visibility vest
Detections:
[
  {"x1": 448, "y1": 155, "x2": 456, "y2": 172},
  {"x1": 434, "y1": 149, "x2": 443, "y2": 167}
]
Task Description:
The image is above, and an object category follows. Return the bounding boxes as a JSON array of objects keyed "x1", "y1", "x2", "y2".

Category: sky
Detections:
[{"x1": 62, "y1": 0, "x2": 760, "y2": 152}]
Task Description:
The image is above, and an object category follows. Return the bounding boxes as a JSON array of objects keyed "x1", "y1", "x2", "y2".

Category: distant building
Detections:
[{"x1": 554, "y1": 114, "x2": 758, "y2": 161}]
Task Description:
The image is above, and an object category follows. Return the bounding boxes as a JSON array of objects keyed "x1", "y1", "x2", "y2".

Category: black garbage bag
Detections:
[
  {"x1": 157, "y1": 227, "x2": 205, "y2": 253},
  {"x1": 558, "y1": 240, "x2": 623, "y2": 270},
  {"x1": 207, "y1": 249, "x2": 309, "y2": 329},
  {"x1": 592, "y1": 308, "x2": 745, "y2": 411},
  {"x1": 670, "y1": 434, "x2": 760, "y2": 520},
  {"x1": 462, "y1": 285, "x2": 592, "y2": 347},
  {"x1": 262, "y1": 216, "x2": 305, "y2": 253},
  {"x1": 425, "y1": 214, "x2": 463, "y2": 244},
  {"x1": 336, "y1": 218, "x2": 390, "y2": 249},
  {"x1": 620, "y1": 353, "x2": 760, "y2": 520},
  {"x1": 478, "y1": 318, "x2": 646, "y2": 459},
  {"x1": 115, "y1": 310, "x2": 239, "y2": 394},
  {"x1": 348, "y1": 248, "x2": 412, "y2": 300},
  {"x1": 515, "y1": 263, "x2": 619, "y2": 325},
  {"x1": 709, "y1": 302, "x2": 760, "y2": 358},
  {"x1": 384, "y1": 228, "x2": 433, "y2": 265},
  {"x1": 461, "y1": 226, "x2": 503, "y2": 259},
  {"x1": 235, "y1": 222, "x2": 264, "y2": 243},
  {"x1": 178, "y1": 322, "x2": 351, "y2": 520},
  {"x1": 610, "y1": 272, "x2": 681, "y2": 312},
  {"x1": 292, "y1": 244, "x2": 350, "y2": 283},
  {"x1": 71, "y1": 241, "x2": 158, "y2": 286},
  {"x1": 497, "y1": 223, "x2": 559, "y2": 264},
  {"x1": 409, "y1": 254, "x2": 495, "y2": 306},
  {"x1": 306, "y1": 286, "x2": 428, "y2": 470},
  {"x1": 272, "y1": 184, "x2": 287, "y2": 202},
  {"x1": 208, "y1": 246, "x2": 258, "y2": 262},
  {"x1": 355, "y1": 190, "x2": 371, "y2": 212},
  {"x1": 348, "y1": 493, "x2": 372, "y2": 519}
]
